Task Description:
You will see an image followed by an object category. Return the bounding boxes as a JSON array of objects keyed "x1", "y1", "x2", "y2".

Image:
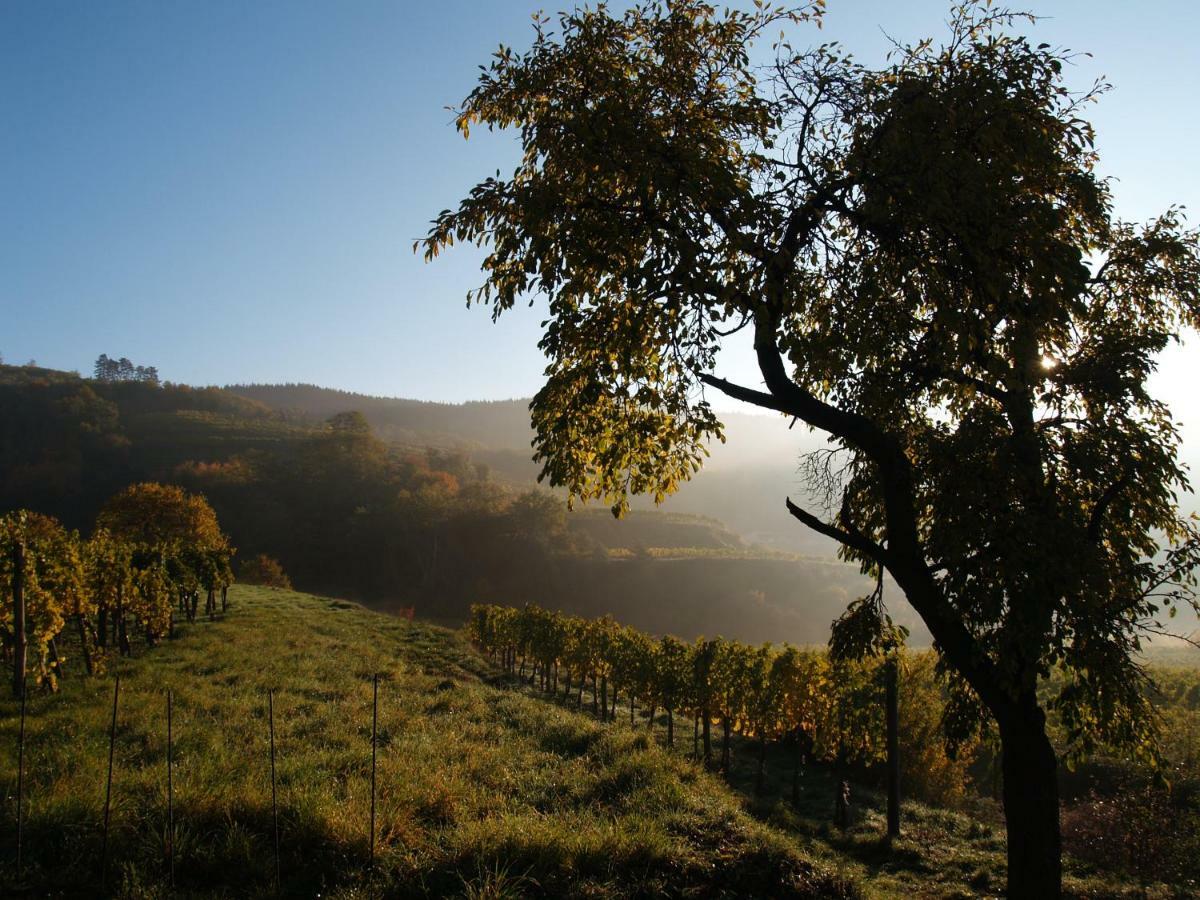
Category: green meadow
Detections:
[{"x1": 1, "y1": 586, "x2": 1193, "y2": 898}]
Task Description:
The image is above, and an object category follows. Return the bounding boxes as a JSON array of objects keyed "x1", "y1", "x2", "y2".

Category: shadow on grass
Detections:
[{"x1": 0, "y1": 798, "x2": 368, "y2": 898}]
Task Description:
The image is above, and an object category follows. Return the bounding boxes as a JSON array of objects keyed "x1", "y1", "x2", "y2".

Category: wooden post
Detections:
[
  {"x1": 16, "y1": 684, "x2": 26, "y2": 875},
  {"x1": 167, "y1": 689, "x2": 175, "y2": 888},
  {"x1": 370, "y1": 674, "x2": 378, "y2": 865},
  {"x1": 102, "y1": 677, "x2": 120, "y2": 886},
  {"x1": 885, "y1": 653, "x2": 901, "y2": 838},
  {"x1": 269, "y1": 689, "x2": 280, "y2": 892},
  {"x1": 12, "y1": 540, "x2": 26, "y2": 699}
]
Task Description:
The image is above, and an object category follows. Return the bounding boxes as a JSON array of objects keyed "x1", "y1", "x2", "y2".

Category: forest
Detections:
[{"x1": 0, "y1": 362, "x2": 884, "y2": 641}]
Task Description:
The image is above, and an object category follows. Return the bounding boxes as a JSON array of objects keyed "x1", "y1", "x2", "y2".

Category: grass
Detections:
[
  {"x1": 0, "y1": 586, "x2": 854, "y2": 899},
  {"x1": 1, "y1": 587, "x2": 1189, "y2": 898}
]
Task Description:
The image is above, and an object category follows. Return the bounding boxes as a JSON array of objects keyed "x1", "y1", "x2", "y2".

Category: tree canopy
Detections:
[{"x1": 423, "y1": 2, "x2": 1200, "y2": 894}]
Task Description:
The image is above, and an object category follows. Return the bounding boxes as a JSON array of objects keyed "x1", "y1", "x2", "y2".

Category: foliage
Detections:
[
  {"x1": 425, "y1": 2, "x2": 1200, "y2": 888},
  {"x1": 467, "y1": 601, "x2": 973, "y2": 796},
  {"x1": 2, "y1": 484, "x2": 234, "y2": 690},
  {"x1": 237, "y1": 553, "x2": 292, "y2": 589},
  {"x1": 0, "y1": 510, "x2": 84, "y2": 688}
]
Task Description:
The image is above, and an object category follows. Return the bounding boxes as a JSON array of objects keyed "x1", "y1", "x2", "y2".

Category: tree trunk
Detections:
[
  {"x1": 116, "y1": 585, "x2": 131, "y2": 656},
  {"x1": 693, "y1": 713, "x2": 699, "y2": 758},
  {"x1": 600, "y1": 676, "x2": 608, "y2": 720},
  {"x1": 76, "y1": 615, "x2": 94, "y2": 675},
  {"x1": 667, "y1": 708, "x2": 674, "y2": 748},
  {"x1": 118, "y1": 614, "x2": 130, "y2": 656},
  {"x1": 702, "y1": 711, "x2": 712, "y2": 766},
  {"x1": 629, "y1": 692, "x2": 635, "y2": 726},
  {"x1": 592, "y1": 674, "x2": 598, "y2": 716},
  {"x1": 756, "y1": 731, "x2": 767, "y2": 794},
  {"x1": 791, "y1": 728, "x2": 806, "y2": 808},
  {"x1": 11, "y1": 541, "x2": 26, "y2": 699},
  {"x1": 221, "y1": 586, "x2": 228, "y2": 612},
  {"x1": 1000, "y1": 708, "x2": 1062, "y2": 899},
  {"x1": 721, "y1": 717, "x2": 731, "y2": 773},
  {"x1": 98, "y1": 605, "x2": 108, "y2": 649},
  {"x1": 48, "y1": 638, "x2": 64, "y2": 684},
  {"x1": 647, "y1": 704, "x2": 655, "y2": 732},
  {"x1": 835, "y1": 775, "x2": 850, "y2": 829}
]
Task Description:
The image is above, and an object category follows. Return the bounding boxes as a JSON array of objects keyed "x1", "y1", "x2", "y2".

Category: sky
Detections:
[{"x1": 1, "y1": 0, "x2": 1197, "y2": 446}]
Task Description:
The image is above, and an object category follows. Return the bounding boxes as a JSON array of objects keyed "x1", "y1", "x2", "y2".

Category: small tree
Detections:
[
  {"x1": 424, "y1": 2, "x2": 1200, "y2": 893},
  {"x1": 237, "y1": 554, "x2": 291, "y2": 589}
]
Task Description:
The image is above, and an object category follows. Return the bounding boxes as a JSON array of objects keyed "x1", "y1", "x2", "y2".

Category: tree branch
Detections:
[{"x1": 785, "y1": 496, "x2": 887, "y2": 563}]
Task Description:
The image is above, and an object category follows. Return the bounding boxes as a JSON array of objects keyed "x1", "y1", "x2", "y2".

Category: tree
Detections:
[
  {"x1": 97, "y1": 483, "x2": 233, "y2": 642},
  {"x1": 238, "y1": 553, "x2": 291, "y2": 589},
  {"x1": 422, "y1": 2, "x2": 1200, "y2": 895}
]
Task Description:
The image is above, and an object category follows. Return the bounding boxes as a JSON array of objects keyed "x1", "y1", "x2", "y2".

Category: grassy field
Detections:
[
  {"x1": 0, "y1": 586, "x2": 1190, "y2": 898},
  {"x1": 0, "y1": 586, "x2": 854, "y2": 899}
]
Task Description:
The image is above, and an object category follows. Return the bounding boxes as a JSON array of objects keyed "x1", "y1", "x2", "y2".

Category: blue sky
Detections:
[{"x1": 2, "y1": 0, "x2": 1197, "y2": 437}]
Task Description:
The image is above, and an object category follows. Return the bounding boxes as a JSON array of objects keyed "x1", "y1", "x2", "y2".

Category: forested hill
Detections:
[
  {"x1": 0, "y1": 363, "x2": 896, "y2": 644},
  {"x1": 225, "y1": 381, "x2": 848, "y2": 557},
  {"x1": 227, "y1": 382, "x2": 535, "y2": 450}
]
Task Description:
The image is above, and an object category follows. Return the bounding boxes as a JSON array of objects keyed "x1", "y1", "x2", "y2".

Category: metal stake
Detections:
[
  {"x1": 101, "y1": 676, "x2": 120, "y2": 887},
  {"x1": 370, "y1": 673, "x2": 378, "y2": 865},
  {"x1": 269, "y1": 689, "x2": 280, "y2": 892},
  {"x1": 167, "y1": 689, "x2": 175, "y2": 888},
  {"x1": 16, "y1": 684, "x2": 26, "y2": 875}
]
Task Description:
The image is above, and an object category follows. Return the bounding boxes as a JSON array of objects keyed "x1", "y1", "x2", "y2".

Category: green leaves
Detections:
[{"x1": 430, "y1": 0, "x2": 1200, "y2": 773}]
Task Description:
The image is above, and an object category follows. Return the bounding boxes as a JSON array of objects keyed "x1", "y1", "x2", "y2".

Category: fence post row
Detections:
[{"x1": 9, "y1": 672, "x2": 402, "y2": 892}]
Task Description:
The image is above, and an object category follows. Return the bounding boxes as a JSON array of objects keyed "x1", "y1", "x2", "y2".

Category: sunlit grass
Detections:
[{"x1": 0, "y1": 586, "x2": 853, "y2": 898}]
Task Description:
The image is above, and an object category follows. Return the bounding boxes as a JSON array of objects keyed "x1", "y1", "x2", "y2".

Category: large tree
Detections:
[{"x1": 422, "y1": 2, "x2": 1200, "y2": 895}]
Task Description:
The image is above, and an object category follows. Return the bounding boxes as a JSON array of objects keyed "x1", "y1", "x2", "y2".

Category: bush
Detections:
[
  {"x1": 236, "y1": 553, "x2": 291, "y2": 589},
  {"x1": 1062, "y1": 772, "x2": 1200, "y2": 888}
]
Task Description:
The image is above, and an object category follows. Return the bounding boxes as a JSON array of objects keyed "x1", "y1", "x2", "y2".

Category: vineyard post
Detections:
[
  {"x1": 885, "y1": 653, "x2": 901, "y2": 838},
  {"x1": 101, "y1": 676, "x2": 120, "y2": 888},
  {"x1": 269, "y1": 689, "x2": 280, "y2": 892},
  {"x1": 167, "y1": 688, "x2": 175, "y2": 888},
  {"x1": 370, "y1": 673, "x2": 378, "y2": 866},
  {"x1": 16, "y1": 683, "x2": 26, "y2": 875}
]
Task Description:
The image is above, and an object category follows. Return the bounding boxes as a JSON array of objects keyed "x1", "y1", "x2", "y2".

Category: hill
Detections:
[
  {"x1": 0, "y1": 586, "x2": 855, "y2": 899},
  {"x1": 1, "y1": 363, "x2": 894, "y2": 645},
  {"x1": 5, "y1": 587, "x2": 1193, "y2": 898}
]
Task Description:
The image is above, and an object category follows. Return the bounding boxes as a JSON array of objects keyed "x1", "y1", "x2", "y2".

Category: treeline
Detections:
[
  {"x1": 93, "y1": 354, "x2": 160, "y2": 385},
  {"x1": 1, "y1": 483, "x2": 233, "y2": 695},
  {"x1": 0, "y1": 365, "x2": 580, "y2": 610},
  {"x1": 468, "y1": 603, "x2": 976, "y2": 808}
]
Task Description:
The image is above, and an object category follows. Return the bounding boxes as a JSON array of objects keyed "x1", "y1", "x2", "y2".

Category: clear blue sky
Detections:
[{"x1": 2, "y1": 1, "x2": 1197, "y2": 430}]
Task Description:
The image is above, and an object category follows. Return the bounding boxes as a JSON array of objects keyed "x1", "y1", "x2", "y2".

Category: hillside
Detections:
[
  {"x1": 0, "y1": 363, "x2": 891, "y2": 645},
  {"x1": 4, "y1": 587, "x2": 1193, "y2": 898},
  {"x1": 0, "y1": 586, "x2": 854, "y2": 899}
]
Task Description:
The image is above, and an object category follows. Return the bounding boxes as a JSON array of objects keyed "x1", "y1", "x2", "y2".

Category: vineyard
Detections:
[
  {"x1": 467, "y1": 603, "x2": 971, "y2": 811},
  {"x1": 1, "y1": 484, "x2": 234, "y2": 698}
]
